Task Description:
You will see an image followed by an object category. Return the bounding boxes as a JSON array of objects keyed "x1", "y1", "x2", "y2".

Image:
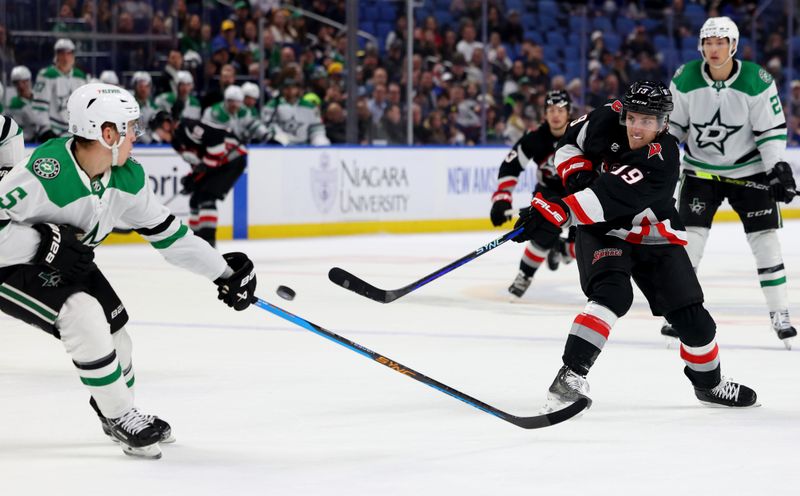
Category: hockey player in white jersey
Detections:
[
  {"x1": 0, "y1": 114, "x2": 25, "y2": 171},
  {"x1": 7, "y1": 66, "x2": 38, "y2": 142},
  {"x1": 0, "y1": 84, "x2": 258, "y2": 459},
  {"x1": 31, "y1": 38, "x2": 88, "y2": 141},
  {"x1": 154, "y1": 70, "x2": 202, "y2": 121},
  {"x1": 129, "y1": 71, "x2": 159, "y2": 142},
  {"x1": 202, "y1": 85, "x2": 269, "y2": 143},
  {"x1": 262, "y1": 77, "x2": 330, "y2": 146},
  {"x1": 667, "y1": 16, "x2": 797, "y2": 348}
]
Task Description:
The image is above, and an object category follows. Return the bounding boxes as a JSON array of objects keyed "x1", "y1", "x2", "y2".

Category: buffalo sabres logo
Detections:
[
  {"x1": 647, "y1": 143, "x2": 663, "y2": 160},
  {"x1": 610, "y1": 142, "x2": 620, "y2": 152},
  {"x1": 32, "y1": 158, "x2": 60, "y2": 179}
]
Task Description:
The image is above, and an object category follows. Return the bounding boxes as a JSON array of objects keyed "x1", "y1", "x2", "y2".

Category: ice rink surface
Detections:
[{"x1": 1, "y1": 221, "x2": 798, "y2": 495}]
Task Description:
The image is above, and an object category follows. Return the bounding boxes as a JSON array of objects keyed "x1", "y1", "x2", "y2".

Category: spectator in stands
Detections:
[
  {"x1": 451, "y1": 84, "x2": 481, "y2": 144},
  {"x1": 503, "y1": 95, "x2": 526, "y2": 144},
  {"x1": 766, "y1": 57, "x2": 785, "y2": 89},
  {"x1": 154, "y1": 70, "x2": 202, "y2": 120},
  {"x1": 231, "y1": 1, "x2": 251, "y2": 37},
  {"x1": 623, "y1": 25, "x2": 655, "y2": 59},
  {"x1": 180, "y1": 14, "x2": 204, "y2": 54},
  {"x1": 611, "y1": 52, "x2": 631, "y2": 87},
  {"x1": 201, "y1": 63, "x2": 236, "y2": 110},
  {"x1": 764, "y1": 33, "x2": 787, "y2": 65},
  {"x1": 422, "y1": 110, "x2": 449, "y2": 144},
  {"x1": 387, "y1": 82, "x2": 403, "y2": 110},
  {"x1": 0, "y1": 24, "x2": 14, "y2": 70},
  {"x1": 551, "y1": 75, "x2": 567, "y2": 92},
  {"x1": 441, "y1": 29, "x2": 459, "y2": 62},
  {"x1": 456, "y1": 22, "x2": 483, "y2": 62},
  {"x1": 450, "y1": 54, "x2": 468, "y2": 84},
  {"x1": 466, "y1": 47, "x2": 486, "y2": 84},
  {"x1": 356, "y1": 97, "x2": 374, "y2": 144},
  {"x1": 368, "y1": 84, "x2": 388, "y2": 124},
  {"x1": 589, "y1": 31, "x2": 609, "y2": 61},
  {"x1": 566, "y1": 77, "x2": 584, "y2": 116},
  {"x1": 269, "y1": 9, "x2": 297, "y2": 44},
  {"x1": 385, "y1": 15, "x2": 407, "y2": 52},
  {"x1": 500, "y1": 10, "x2": 523, "y2": 46},
  {"x1": 488, "y1": 38, "x2": 512, "y2": 75},
  {"x1": 323, "y1": 102, "x2": 346, "y2": 144},
  {"x1": 207, "y1": 38, "x2": 232, "y2": 79},
  {"x1": 372, "y1": 103, "x2": 405, "y2": 145},
  {"x1": 157, "y1": 49, "x2": 183, "y2": 95},
  {"x1": 214, "y1": 20, "x2": 245, "y2": 59},
  {"x1": 630, "y1": 51, "x2": 664, "y2": 83},
  {"x1": 604, "y1": 73, "x2": 621, "y2": 100},
  {"x1": 7, "y1": 66, "x2": 36, "y2": 142},
  {"x1": 502, "y1": 60, "x2": 526, "y2": 97},
  {"x1": 585, "y1": 76, "x2": 606, "y2": 111},
  {"x1": 384, "y1": 39, "x2": 405, "y2": 83}
]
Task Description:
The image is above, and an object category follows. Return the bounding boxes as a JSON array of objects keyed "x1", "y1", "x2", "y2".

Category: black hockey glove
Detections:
[
  {"x1": 767, "y1": 161, "x2": 796, "y2": 203},
  {"x1": 565, "y1": 170, "x2": 597, "y2": 194},
  {"x1": 513, "y1": 193, "x2": 569, "y2": 245},
  {"x1": 490, "y1": 190, "x2": 513, "y2": 226},
  {"x1": 214, "y1": 252, "x2": 257, "y2": 311},
  {"x1": 32, "y1": 223, "x2": 96, "y2": 282},
  {"x1": 179, "y1": 173, "x2": 197, "y2": 194}
]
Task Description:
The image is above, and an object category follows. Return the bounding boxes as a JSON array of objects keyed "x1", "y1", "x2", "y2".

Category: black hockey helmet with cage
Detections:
[
  {"x1": 621, "y1": 80, "x2": 673, "y2": 129},
  {"x1": 545, "y1": 89, "x2": 571, "y2": 110}
]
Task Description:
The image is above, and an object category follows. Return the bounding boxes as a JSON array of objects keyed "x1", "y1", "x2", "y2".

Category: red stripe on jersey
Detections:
[
  {"x1": 563, "y1": 195, "x2": 593, "y2": 224},
  {"x1": 680, "y1": 343, "x2": 719, "y2": 364},
  {"x1": 497, "y1": 178, "x2": 518, "y2": 191},
  {"x1": 655, "y1": 222, "x2": 688, "y2": 246},
  {"x1": 523, "y1": 247, "x2": 546, "y2": 263},
  {"x1": 625, "y1": 216, "x2": 651, "y2": 244},
  {"x1": 574, "y1": 313, "x2": 611, "y2": 338}
]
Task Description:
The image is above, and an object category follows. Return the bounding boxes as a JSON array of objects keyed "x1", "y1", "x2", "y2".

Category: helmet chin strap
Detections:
[
  {"x1": 97, "y1": 134, "x2": 125, "y2": 166},
  {"x1": 703, "y1": 40, "x2": 737, "y2": 70}
]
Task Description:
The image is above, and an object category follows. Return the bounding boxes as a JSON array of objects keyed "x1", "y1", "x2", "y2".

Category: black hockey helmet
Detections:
[
  {"x1": 149, "y1": 110, "x2": 174, "y2": 131},
  {"x1": 621, "y1": 80, "x2": 673, "y2": 129},
  {"x1": 545, "y1": 89, "x2": 571, "y2": 111}
]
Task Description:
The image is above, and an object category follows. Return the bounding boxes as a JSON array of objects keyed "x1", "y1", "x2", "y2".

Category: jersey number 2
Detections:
[{"x1": 610, "y1": 165, "x2": 644, "y2": 184}]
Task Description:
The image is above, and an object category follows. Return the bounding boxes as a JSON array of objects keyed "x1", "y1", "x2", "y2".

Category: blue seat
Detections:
[
  {"x1": 546, "y1": 31, "x2": 566, "y2": 46},
  {"x1": 364, "y1": 6, "x2": 379, "y2": 21},
  {"x1": 681, "y1": 48, "x2": 698, "y2": 63},
  {"x1": 617, "y1": 17, "x2": 636, "y2": 37},
  {"x1": 563, "y1": 44, "x2": 579, "y2": 60},
  {"x1": 592, "y1": 16, "x2": 614, "y2": 33},
  {"x1": 542, "y1": 44, "x2": 561, "y2": 61},
  {"x1": 653, "y1": 35, "x2": 673, "y2": 51},
  {"x1": 434, "y1": 10, "x2": 451, "y2": 29},
  {"x1": 359, "y1": 21, "x2": 375, "y2": 35},
  {"x1": 379, "y1": 4, "x2": 396, "y2": 21},
  {"x1": 604, "y1": 33, "x2": 622, "y2": 52},
  {"x1": 569, "y1": 16, "x2": 585, "y2": 32},
  {"x1": 376, "y1": 22, "x2": 393, "y2": 40},
  {"x1": 524, "y1": 29, "x2": 544, "y2": 45},
  {"x1": 521, "y1": 14, "x2": 537, "y2": 28}
]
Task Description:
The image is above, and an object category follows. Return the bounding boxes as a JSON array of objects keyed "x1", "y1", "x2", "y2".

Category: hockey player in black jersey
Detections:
[
  {"x1": 150, "y1": 111, "x2": 247, "y2": 246},
  {"x1": 490, "y1": 90, "x2": 576, "y2": 298},
  {"x1": 514, "y1": 80, "x2": 758, "y2": 410}
]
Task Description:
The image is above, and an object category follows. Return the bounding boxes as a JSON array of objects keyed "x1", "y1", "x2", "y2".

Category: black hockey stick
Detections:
[
  {"x1": 683, "y1": 169, "x2": 770, "y2": 191},
  {"x1": 329, "y1": 226, "x2": 525, "y2": 303},
  {"x1": 252, "y1": 296, "x2": 590, "y2": 429}
]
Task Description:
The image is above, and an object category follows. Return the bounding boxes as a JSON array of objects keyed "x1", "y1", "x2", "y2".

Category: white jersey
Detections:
[
  {"x1": 261, "y1": 97, "x2": 330, "y2": 146},
  {"x1": 32, "y1": 65, "x2": 88, "y2": 137},
  {"x1": 202, "y1": 103, "x2": 268, "y2": 143},
  {"x1": 153, "y1": 92, "x2": 202, "y2": 120},
  {"x1": 0, "y1": 137, "x2": 226, "y2": 280},
  {"x1": 669, "y1": 59, "x2": 787, "y2": 179},
  {"x1": 0, "y1": 115, "x2": 25, "y2": 169},
  {"x1": 7, "y1": 96, "x2": 38, "y2": 142}
]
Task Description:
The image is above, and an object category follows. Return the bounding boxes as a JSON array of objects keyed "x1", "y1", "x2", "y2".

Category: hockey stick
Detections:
[
  {"x1": 251, "y1": 296, "x2": 590, "y2": 429},
  {"x1": 329, "y1": 226, "x2": 525, "y2": 303},
  {"x1": 683, "y1": 169, "x2": 770, "y2": 191}
]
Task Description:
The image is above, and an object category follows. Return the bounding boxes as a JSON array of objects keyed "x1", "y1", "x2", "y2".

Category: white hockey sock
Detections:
[
  {"x1": 56, "y1": 292, "x2": 133, "y2": 419},
  {"x1": 746, "y1": 230, "x2": 790, "y2": 313},
  {"x1": 685, "y1": 226, "x2": 710, "y2": 269},
  {"x1": 113, "y1": 327, "x2": 136, "y2": 396}
]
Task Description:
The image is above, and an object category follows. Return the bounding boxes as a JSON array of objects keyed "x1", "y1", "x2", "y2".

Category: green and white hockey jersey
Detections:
[
  {"x1": 0, "y1": 137, "x2": 227, "y2": 280},
  {"x1": 0, "y1": 115, "x2": 25, "y2": 169},
  {"x1": 669, "y1": 59, "x2": 787, "y2": 179},
  {"x1": 136, "y1": 97, "x2": 159, "y2": 133},
  {"x1": 201, "y1": 102, "x2": 268, "y2": 143},
  {"x1": 7, "y1": 95, "x2": 37, "y2": 142},
  {"x1": 153, "y1": 92, "x2": 202, "y2": 120},
  {"x1": 261, "y1": 97, "x2": 330, "y2": 146},
  {"x1": 32, "y1": 65, "x2": 88, "y2": 137}
]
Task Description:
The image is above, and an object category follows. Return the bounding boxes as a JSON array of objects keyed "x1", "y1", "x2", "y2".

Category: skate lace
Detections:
[
  {"x1": 710, "y1": 378, "x2": 740, "y2": 402},
  {"x1": 116, "y1": 408, "x2": 151, "y2": 435},
  {"x1": 771, "y1": 310, "x2": 792, "y2": 330},
  {"x1": 562, "y1": 369, "x2": 589, "y2": 396}
]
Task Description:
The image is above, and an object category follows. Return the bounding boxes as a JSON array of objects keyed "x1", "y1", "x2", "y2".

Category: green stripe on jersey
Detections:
[
  {"x1": 80, "y1": 365, "x2": 122, "y2": 387},
  {"x1": 755, "y1": 134, "x2": 787, "y2": 146},
  {"x1": 151, "y1": 224, "x2": 189, "y2": 249}
]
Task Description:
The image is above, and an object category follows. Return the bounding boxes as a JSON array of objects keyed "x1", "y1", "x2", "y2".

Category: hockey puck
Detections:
[{"x1": 276, "y1": 285, "x2": 296, "y2": 301}]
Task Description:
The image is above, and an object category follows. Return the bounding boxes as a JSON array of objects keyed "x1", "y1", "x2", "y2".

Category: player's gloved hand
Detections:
[
  {"x1": 490, "y1": 190, "x2": 513, "y2": 226},
  {"x1": 767, "y1": 161, "x2": 797, "y2": 203},
  {"x1": 171, "y1": 98, "x2": 185, "y2": 120},
  {"x1": 36, "y1": 129, "x2": 58, "y2": 143},
  {"x1": 214, "y1": 252, "x2": 257, "y2": 311},
  {"x1": 565, "y1": 170, "x2": 598, "y2": 194},
  {"x1": 513, "y1": 193, "x2": 570, "y2": 244},
  {"x1": 179, "y1": 173, "x2": 197, "y2": 194},
  {"x1": 557, "y1": 156, "x2": 596, "y2": 193},
  {"x1": 32, "y1": 223, "x2": 96, "y2": 282}
]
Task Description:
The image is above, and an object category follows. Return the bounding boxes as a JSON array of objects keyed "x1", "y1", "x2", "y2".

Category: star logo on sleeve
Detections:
[{"x1": 692, "y1": 110, "x2": 742, "y2": 155}]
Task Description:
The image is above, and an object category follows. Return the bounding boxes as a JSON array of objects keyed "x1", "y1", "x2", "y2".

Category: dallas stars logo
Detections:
[
  {"x1": 38, "y1": 271, "x2": 63, "y2": 288},
  {"x1": 692, "y1": 110, "x2": 742, "y2": 155},
  {"x1": 689, "y1": 197, "x2": 707, "y2": 215}
]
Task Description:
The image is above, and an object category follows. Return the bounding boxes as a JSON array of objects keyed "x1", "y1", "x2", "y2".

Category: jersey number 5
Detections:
[{"x1": 610, "y1": 165, "x2": 644, "y2": 184}]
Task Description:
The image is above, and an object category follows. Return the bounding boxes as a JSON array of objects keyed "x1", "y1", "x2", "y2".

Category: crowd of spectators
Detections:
[{"x1": 1, "y1": 0, "x2": 798, "y2": 146}]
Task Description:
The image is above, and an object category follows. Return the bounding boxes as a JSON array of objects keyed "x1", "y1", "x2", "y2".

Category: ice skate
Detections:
[
  {"x1": 543, "y1": 365, "x2": 591, "y2": 414},
  {"x1": 770, "y1": 310, "x2": 797, "y2": 350},
  {"x1": 508, "y1": 270, "x2": 532, "y2": 299},
  {"x1": 694, "y1": 377, "x2": 758, "y2": 408},
  {"x1": 660, "y1": 320, "x2": 679, "y2": 348},
  {"x1": 108, "y1": 407, "x2": 163, "y2": 459},
  {"x1": 91, "y1": 397, "x2": 175, "y2": 444}
]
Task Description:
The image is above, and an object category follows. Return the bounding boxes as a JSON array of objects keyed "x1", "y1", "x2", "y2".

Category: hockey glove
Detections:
[
  {"x1": 32, "y1": 223, "x2": 96, "y2": 282},
  {"x1": 214, "y1": 252, "x2": 257, "y2": 311},
  {"x1": 513, "y1": 193, "x2": 570, "y2": 244},
  {"x1": 490, "y1": 190, "x2": 513, "y2": 226},
  {"x1": 767, "y1": 161, "x2": 797, "y2": 203},
  {"x1": 557, "y1": 156, "x2": 596, "y2": 193}
]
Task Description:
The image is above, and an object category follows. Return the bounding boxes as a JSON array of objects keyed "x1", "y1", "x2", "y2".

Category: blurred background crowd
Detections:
[{"x1": 0, "y1": 0, "x2": 798, "y2": 146}]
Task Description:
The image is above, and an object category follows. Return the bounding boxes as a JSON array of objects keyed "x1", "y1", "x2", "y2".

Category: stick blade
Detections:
[
  {"x1": 511, "y1": 397, "x2": 592, "y2": 429},
  {"x1": 328, "y1": 267, "x2": 391, "y2": 303}
]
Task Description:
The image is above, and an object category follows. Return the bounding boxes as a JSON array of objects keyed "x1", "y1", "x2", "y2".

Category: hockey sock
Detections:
[
  {"x1": 562, "y1": 301, "x2": 618, "y2": 375},
  {"x1": 520, "y1": 241, "x2": 548, "y2": 276},
  {"x1": 746, "y1": 230, "x2": 790, "y2": 314},
  {"x1": 195, "y1": 199, "x2": 218, "y2": 247},
  {"x1": 56, "y1": 293, "x2": 132, "y2": 419},
  {"x1": 113, "y1": 327, "x2": 136, "y2": 394},
  {"x1": 685, "y1": 226, "x2": 710, "y2": 269},
  {"x1": 667, "y1": 303, "x2": 721, "y2": 389}
]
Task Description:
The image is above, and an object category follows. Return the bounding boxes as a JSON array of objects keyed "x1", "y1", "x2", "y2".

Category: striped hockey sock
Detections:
[{"x1": 563, "y1": 301, "x2": 618, "y2": 375}]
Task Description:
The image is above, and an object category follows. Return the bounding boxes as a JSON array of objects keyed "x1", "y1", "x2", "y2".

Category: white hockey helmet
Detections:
[
  {"x1": 241, "y1": 81, "x2": 260, "y2": 100},
  {"x1": 131, "y1": 71, "x2": 152, "y2": 86},
  {"x1": 54, "y1": 38, "x2": 76, "y2": 52},
  {"x1": 224, "y1": 84, "x2": 244, "y2": 102},
  {"x1": 11, "y1": 65, "x2": 32, "y2": 82},
  {"x1": 176, "y1": 70, "x2": 194, "y2": 86},
  {"x1": 99, "y1": 70, "x2": 119, "y2": 86},
  {"x1": 698, "y1": 16, "x2": 739, "y2": 66},
  {"x1": 67, "y1": 83, "x2": 141, "y2": 166}
]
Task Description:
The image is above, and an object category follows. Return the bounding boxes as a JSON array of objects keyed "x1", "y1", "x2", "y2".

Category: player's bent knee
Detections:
[
  {"x1": 55, "y1": 292, "x2": 113, "y2": 358},
  {"x1": 666, "y1": 303, "x2": 716, "y2": 346},
  {"x1": 588, "y1": 271, "x2": 633, "y2": 318}
]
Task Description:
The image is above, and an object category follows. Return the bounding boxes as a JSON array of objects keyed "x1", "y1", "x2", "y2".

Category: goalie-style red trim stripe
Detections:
[{"x1": 573, "y1": 313, "x2": 611, "y2": 338}]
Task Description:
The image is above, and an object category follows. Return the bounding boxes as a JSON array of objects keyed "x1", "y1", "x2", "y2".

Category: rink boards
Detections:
[{"x1": 108, "y1": 145, "x2": 800, "y2": 243}]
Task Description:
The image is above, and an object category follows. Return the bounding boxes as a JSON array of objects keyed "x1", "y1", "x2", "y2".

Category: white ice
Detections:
[{"x1": 1, "y1": 221, "x2": 799, "y2": 495}]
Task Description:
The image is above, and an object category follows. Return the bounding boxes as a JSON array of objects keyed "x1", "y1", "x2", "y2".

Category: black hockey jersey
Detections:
[
  {"x1": 555, "y1": 100, "x2": 687, "y2": 245},
  {"x1": 171, "y1": 119, "x2": 247, "y2": 170},
  {"x1": 497, "y1": 121, "x2": 565, "y2": 195}
]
